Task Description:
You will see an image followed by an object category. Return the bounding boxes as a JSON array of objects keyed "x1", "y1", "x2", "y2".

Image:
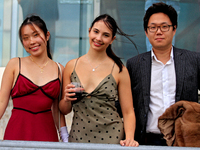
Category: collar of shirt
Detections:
[{"x1": 151, "y1": 47, "x2": 174, "y2": 65}]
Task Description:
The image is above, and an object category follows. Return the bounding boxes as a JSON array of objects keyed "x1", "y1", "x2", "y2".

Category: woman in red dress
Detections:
[{"x1": 0, "y1": 15, "x2": 68, "y2": 142}]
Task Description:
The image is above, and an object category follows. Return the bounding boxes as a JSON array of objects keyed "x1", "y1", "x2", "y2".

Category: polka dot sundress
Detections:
[{"x1": 68, "y1": 61, "x2": 124, "y2": 144}]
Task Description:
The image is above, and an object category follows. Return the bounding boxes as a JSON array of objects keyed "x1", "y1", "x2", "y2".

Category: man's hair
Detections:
[{"x1": 143, "y1": 2, "x2": 178, "y2": 32}]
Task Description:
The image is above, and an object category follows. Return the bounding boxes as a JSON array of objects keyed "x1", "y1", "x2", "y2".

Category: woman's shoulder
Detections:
[
  {"x1": 65, "y1": 55, "x2": 86, "y2": 68},
  {"x1": 119, "y1": 65, "x2": 129, "y2": 76},
  {"x1": 65, "y1": 58, "x2": 78, "y2": 68},
  {"x1": 4, "y1": 57, "x2": 20, "y2": 75},
  {"x1": 6, "y1": 57, "x2": 20, "y2": 68},
  {"x1": 112, "y1": 63, "x2": 129, "y2": 83},
  {"x1": 112, "y1": 62, "x2": 128, "y2": 73},
  {"x1": 9, "y1": 57, "x2": 20, "y2": 62},
  {"x1": 63, "y1": 58, "x2": 82, "y2": 75}
]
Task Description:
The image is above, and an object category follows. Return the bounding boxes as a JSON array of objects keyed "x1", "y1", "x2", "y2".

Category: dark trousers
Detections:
[{"x1": 145, "y1": 133, "x2": 167, "y2": 146}]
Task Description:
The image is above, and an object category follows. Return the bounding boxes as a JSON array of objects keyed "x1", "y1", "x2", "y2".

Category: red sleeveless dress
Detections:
[{"x1": 4, "y1": 58, "x2": 60, "y2": 142}]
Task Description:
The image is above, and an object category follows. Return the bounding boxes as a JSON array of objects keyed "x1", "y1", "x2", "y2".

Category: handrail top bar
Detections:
[{"x1": 0, "y1": 140, "x2": 199, "y2": 150}]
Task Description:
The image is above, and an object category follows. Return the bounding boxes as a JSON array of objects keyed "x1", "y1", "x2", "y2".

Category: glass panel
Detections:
[
  {"x1": 18, "y1": 0, "x2": 93, "y2": 66},
  {"x1": 2, "y1": 0, "x2": 12, "y2": 66},
  {"x1": 100, "y1": 0, "x2": 200, "y2": 63},
  {"x1": 0, "y1": 0, "x2": 200, "y2": 67},
  {"x1": 100, "y1": 0, "x2": 145, "y2": 64},
  {"x1": 0, "y1": 0, "x2": 3, "y2": 66},
  {"x1": 54, "y1": 0, "x2": 93, "y2": 66}
]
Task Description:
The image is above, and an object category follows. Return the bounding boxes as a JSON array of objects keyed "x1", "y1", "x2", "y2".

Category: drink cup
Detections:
[{"x1": 70, "y1": 82, "x2": 83, "y2": 104}]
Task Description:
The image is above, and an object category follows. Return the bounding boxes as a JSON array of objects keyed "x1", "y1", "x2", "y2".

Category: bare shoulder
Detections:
[
  {"x1": 117, "y1": 66, "x2": 131, "y2": 88},
  {"x1": 7, "y1": 57, "x2": 19, "y2": 65},
  {"x1": 6, "y1": 57, "x2": 19, "y2": 71},
  {"x1": 119, "y1": 66, "x2": 129, "y2": 77},
  {"x1": 113, "y1": 64, "x2": 129, "y2": 75},
  {"x1": 3, "y1": 57, "x2": 20, "y2": 82},
  {"x1": 63, "y1": 58, "x2": 79, "y2": 75},
  {"x1": 65, "y1": 59, "x2": 77, "y2": 68},
  {"x1": 112, "y1": 64, "x2": 130, "y2": 84}
]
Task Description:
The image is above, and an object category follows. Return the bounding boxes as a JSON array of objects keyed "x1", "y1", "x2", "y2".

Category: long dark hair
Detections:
[
  {"x1": 19, "y1": 15, "x2": 52, "y2": 59},
  {"x1": 90, "y1": 14, "x2": 137, "y2": 72}
]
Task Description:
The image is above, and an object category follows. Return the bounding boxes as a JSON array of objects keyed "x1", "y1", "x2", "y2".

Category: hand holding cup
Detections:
[{"x1": 69, "y1": 82, "x2": 84, "y2": 104}]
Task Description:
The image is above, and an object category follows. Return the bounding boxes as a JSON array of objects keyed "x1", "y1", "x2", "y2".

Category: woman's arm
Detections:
[
  {"x1": 0, "y1": 58, "x2": 17, "y2": 119},
  {"x1": 117, "y1": 66, "x2": 139, "y2": 147},
  {"x1": 59, "y1": 59, "x2": 77, "y2": 115},
  {"x1": 52, "y1": 97, "x2": 69, "y2": 142},
  {"x1": 52, "y1": 63, "x2": 68, "y2": 142},
  {"x1": 52, "y1": 96, "x2": 69, "y2": 142}
]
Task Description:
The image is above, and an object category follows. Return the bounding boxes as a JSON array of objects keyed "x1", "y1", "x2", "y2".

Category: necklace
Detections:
[
  {"x1": 86, "y1": 54, "x2": 107, "y2": 72},
  {"x1": 30, "y1": 56, "x2": 49, "y2": 73}
]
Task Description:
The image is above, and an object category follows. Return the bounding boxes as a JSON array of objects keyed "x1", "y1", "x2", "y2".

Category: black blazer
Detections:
[{"x1": 126, "y1": 47, "x2": 200, "y2": 144}]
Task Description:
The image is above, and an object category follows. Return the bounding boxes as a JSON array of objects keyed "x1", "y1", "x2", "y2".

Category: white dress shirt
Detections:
[{"x1": 146, "y1": 48, "x2": 176, "y2": 134}]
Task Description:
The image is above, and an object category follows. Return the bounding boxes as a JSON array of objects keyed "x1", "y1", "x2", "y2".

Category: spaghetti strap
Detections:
[
  {"x1": 111, "y1": 63, "x2": 115, "y2": 74},
  {"x1": 18, "y1": 57, "x2": 21, "y2": 73},
  {"x1": 73, "y1": 57, "x2": 80, "y2": 71},
  {"x1": 57, "y1": 62, "x2": 60, "y2": 77}
]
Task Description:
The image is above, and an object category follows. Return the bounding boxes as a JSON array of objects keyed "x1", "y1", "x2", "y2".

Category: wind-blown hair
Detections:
[{"x1": 90, "y1": 14, "x2": 137, "y2": 72}]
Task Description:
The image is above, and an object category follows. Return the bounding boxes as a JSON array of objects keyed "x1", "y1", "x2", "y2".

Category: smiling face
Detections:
[
  {"x1": 145, "y1": 12, "x2": 176, "y2": 51},
  {"x1": 21, "y1": 23, "x2": 50, "y2": 57},
  {"x1": 88, "y1": 20, "x2": 116, "y2": 52}
]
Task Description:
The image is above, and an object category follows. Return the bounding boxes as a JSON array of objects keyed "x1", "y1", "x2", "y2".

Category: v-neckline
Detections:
[
  {"x1": 72, "y1": 70, "x2": 116, "y2": 94},
  {"x1": 12, "y1": 73, "x2": 59, "y2": 91},
  {"x1": 20, "y1": 73, "x2": 59, "y2": 87}
]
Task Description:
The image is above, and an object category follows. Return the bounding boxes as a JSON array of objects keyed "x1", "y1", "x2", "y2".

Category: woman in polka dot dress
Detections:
[{"x1": 59, "y1": 14, "x2": 139, "y2": 147}]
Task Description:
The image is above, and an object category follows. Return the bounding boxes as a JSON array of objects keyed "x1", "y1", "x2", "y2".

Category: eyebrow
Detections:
[
  {"x1": 22, "y1": 30, "x2": 39, "y2": 36},
  {"x1": 93, "y1": 28, "x2": 111, "y2": 35},
  {"x1": 22, "y1": 31, "x2": 40, "y2": 40},
  {"x1": 149, "y1": 22, "x2": 169, "y2": 25},
  {"x1": 32, "y1": 30, "x2": 39, "y2": 34}
]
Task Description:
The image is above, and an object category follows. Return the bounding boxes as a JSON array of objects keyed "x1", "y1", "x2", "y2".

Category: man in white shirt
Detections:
[{"x1": 127, "y1": 2, "x2": 200, "y2": 145}]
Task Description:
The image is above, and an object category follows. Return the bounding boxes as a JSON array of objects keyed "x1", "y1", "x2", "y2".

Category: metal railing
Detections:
[{"x1": 0, "y1": 140, "x2": 199, "y2": 150}]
